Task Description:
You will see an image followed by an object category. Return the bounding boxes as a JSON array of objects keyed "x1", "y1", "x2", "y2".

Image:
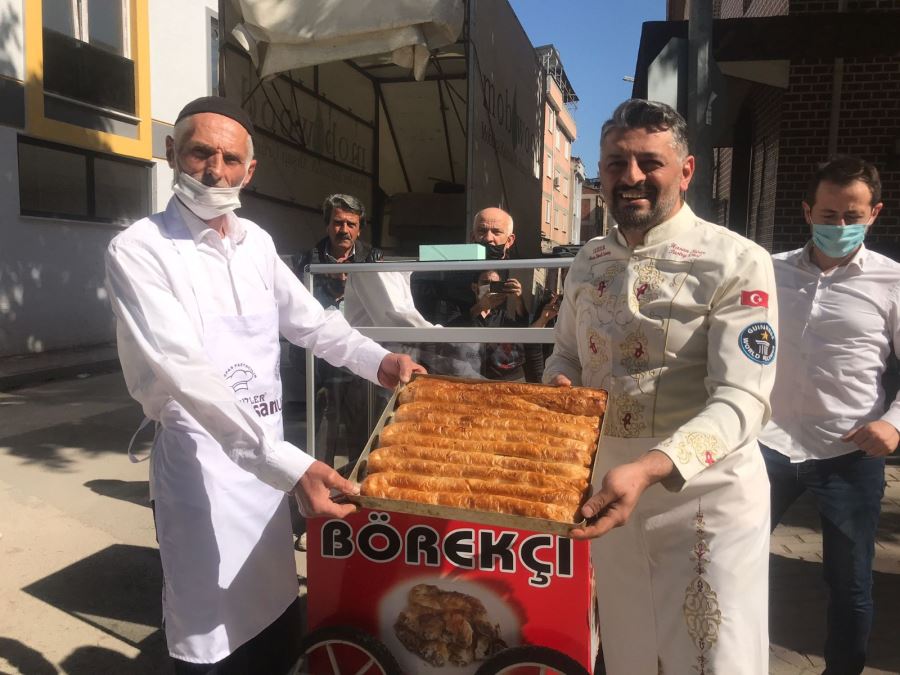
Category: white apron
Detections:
[
  {"x1": 151, "y1": 235, "x2": 298, "y2": 663},
  {"x1": 592, "y1": 436, "x2": 770, "y2": 675}
]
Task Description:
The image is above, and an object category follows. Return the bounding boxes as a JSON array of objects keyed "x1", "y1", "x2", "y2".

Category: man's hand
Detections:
[
  {"x1": 503, "y1": 278, "x2": 522, "y2": 297},
  {"x1": 548, "y1": 373, "x2": 572, "y2": 387},
  {"x1": 293, "y1": 460, "x2": 359, "y2": 519},
  {"x1": 471, "y1": 291, "x2": 508, "y2": 317},
  {"x1": 570, "y1": 450, "x2": 675, "y2": 540},
  {"x1": 842, "y1": 420, "x2": 900, "y2": 457},
  {"x1": 377, "y1": 353, "x2": 426, "y2": 389}
]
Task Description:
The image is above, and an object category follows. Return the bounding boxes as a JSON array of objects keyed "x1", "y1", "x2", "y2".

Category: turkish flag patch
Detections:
[{"x1": 741, "y1": 290, "x2": 769, "y2": 308}]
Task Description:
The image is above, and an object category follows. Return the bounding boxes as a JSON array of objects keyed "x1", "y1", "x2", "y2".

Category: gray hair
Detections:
[
  {"x1": 172, "y1": 116, "x2": 255, "y2": 164},
  {"x1": 600, "y1": 99, "x2": 689, "y2": 159},
  {"x1": 323, "y1": 193, "x2": 367, "y2": 228}
]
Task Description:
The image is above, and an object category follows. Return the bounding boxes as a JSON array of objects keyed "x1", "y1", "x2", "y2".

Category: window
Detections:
[
  {"x1": 563, "y1": 176, "x2": 569, "y2": 197},
  {"x1": 43, "y1": 0, "x2": 130, "y2": 56},
  {"x1": 18, "y1": 136, "x2": 151, "y2": 224},
  {"x1": 545, "y1": 152, "x2": 552, "y2": 180},
  {"x1": 555, "y1": 128, "x2": 561, "y2": 150},
  {"x1": 553, "y1": 169, "x2": 561, "y2": 190},
  {"x1": 545, "y1": 199, "x2": 551, "y2": 223},
  {"x1": 210, "y1": 16, "x2": 220, "y2": 96},
  {"x1": 42, "y1": 0, "x2": 135, "y2": 113},
  {"x1": 565, "y1": 138, "x2": 570, "y2": 159},
  {"x1": 547, "y1": 107, "x2": 555, "y2": 133}
]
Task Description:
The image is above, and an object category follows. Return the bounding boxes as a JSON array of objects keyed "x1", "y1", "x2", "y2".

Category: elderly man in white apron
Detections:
[
  {"x1": 544, "y1": 100, "x2": 777, "y2": 674},
  {"x1": 105, "y1": 96, "x2": 424, "y2": 674}
]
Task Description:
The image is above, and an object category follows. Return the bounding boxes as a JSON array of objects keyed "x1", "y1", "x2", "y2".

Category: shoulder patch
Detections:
[{"x1": 738, "y1": 322, "x2": 776, "y2": 365}]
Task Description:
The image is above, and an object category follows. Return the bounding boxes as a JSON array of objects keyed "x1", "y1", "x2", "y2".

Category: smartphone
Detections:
[{"x1": 489, "y1": 281, "x2": 507, "y2": 293}]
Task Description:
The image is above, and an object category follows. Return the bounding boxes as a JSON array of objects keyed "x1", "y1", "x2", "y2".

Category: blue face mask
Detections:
[{"x1": 811, "y1": 223, "x2": 868, "y2": 259}]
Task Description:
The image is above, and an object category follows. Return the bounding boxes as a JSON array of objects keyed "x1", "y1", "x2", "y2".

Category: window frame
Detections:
[{"x1": 18, "y1": 134, "x2": 152, "y2": 225}]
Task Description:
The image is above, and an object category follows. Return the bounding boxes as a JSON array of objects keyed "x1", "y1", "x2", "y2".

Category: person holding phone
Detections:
[{"x1": 451, "y1": 270, "x2": 530, "y2": 381}]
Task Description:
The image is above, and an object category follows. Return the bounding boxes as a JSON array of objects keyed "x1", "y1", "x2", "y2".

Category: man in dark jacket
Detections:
[
  {"x1": 294, "y1": 193, "x2": 383, "y2": 309},
  {"x1": 292, "y1": 194, "x2": 384, "y2": 470}
]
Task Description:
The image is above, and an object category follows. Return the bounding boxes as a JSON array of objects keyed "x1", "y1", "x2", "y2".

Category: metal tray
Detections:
[{"x1": 346, "y1": 374, "x2": 606, "y2": 536}]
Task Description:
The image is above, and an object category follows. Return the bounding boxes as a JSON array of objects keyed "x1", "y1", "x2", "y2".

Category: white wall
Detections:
[
  {"x1": 0, "y1": 0, "x2": 24, "y2": 80},
  {"x1": 0, "y1": 1, "x2": 219, "y2": 357},
  {"x1": 0, "y1": 128, "x2": 120, "y2": 353}
]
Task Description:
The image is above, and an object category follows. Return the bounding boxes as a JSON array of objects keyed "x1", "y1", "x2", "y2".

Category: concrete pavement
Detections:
[{"x1": 1, "y1": 372, "x2": 898, "y2": 674}]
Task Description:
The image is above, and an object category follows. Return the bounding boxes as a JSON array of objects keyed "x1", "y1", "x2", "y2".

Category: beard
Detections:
[{"x1": 608, "y1": 183, "x2": 680, "y2": 235}]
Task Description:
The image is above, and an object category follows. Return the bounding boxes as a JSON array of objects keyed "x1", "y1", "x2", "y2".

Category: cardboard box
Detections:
[{"x1": 419, "y1": 243, "x2": 487, "y2": 261}]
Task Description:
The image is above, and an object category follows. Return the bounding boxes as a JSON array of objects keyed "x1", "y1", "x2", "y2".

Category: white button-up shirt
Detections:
[
  {"x1": 106, "y1": 198, "x2": 389, "y2": 491},
  {"x1": 759, "y1": 243, "x2": 900, "y2": 462}
]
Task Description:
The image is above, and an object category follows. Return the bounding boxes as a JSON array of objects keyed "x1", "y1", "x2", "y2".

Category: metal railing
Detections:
[{"x1": 302, "y1": 257, "x2": 573, "y2": 459}]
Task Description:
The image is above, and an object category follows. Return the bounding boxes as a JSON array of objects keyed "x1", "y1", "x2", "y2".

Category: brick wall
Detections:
[
  {"x1": 792, "y1": 0, "x2": 900, "y2": 12},
  {"x1": 773, "y1": 55, "x2": 900, "y2": 255},
  {"x1": 717, "y1": 0, "x2": 788, "y2": 17}
]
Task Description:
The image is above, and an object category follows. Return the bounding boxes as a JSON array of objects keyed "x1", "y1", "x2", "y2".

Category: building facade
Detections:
[
  {"x1": 0, "y1": 0, "x2": 326, "y2": 359},
  {"x1": 635, "y1": 0, "x2": 900, "y2": 257},
  {"x1": 537, "y1": 45, "x2": 578, "y2": 252}
]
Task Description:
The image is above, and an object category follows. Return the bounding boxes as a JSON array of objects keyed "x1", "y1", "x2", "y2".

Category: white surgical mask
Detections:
[
  {"x1": 172, "y1": 169, "x2": 243, "y2": 221},
  {"x1": 477, "y1": 284, "x2": 491, "y2": 298}
]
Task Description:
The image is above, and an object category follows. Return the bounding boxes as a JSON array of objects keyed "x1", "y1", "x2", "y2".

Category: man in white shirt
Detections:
[
  {"x1": 105, "y1": 96, "x2": 424, "y2": 674},
  {"x1": 544, "y1": 99, "x2": 777, "y2": 673},
  {"x1": 759, "y1": 156, "x2": 900, "y2": 675}
]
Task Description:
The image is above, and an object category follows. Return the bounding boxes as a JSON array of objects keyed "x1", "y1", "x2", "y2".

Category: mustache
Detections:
[{"x1": 335, "y1": 233, "x2": 352, "y2": 240}]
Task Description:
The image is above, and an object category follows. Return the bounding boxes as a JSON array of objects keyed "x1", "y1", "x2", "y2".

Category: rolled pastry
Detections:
[
  {"x1": 392, "y1": 407, "x2": 599, "y2": 443},
  {"x1": 366, "y1": 451, "x2": 587, "y2": 494},
  {"x1": 403, "y1": 378, "x2": 607, "y2": 417},
  {"x1": 379, "y1": 424, "x2": 594, "y2": 465},
  {"x1": 396, "y1": 396, "x2": 599, "y2": 428},
  {"x1": 363, "y1": 472, "x2": 582, "y2": 509},
  {"x1": 360, "y1": 483, "x2": 579, "y2": 522},
  {"x1": 369, "y1": 445, "x2": 591, "y2": 482}
]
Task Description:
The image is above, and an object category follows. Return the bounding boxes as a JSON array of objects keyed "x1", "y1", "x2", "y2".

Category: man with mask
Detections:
[
  {"x1": 105, "y1": 96, "x2": 424, "y2": 673},
  {"x1": 758, "y1": 156, "x2": 900, "y2": 675},
  {"x1": 544, "y1": 99, "x2": 777, "y2": 672}
]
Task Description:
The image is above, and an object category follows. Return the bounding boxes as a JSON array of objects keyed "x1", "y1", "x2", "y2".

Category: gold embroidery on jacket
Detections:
[
  {"x1": 585, "y1": 328, "x2": 610, "y2": 370},
  {"x1": 607, "y1": 394, "x2": 646, "y2": 438},
  {"x1": 684, "y1": 502, "x2": 722, "y2": 674},
  {"x1": 676, "y1": 432, "x2": 726, "y2": 467}
]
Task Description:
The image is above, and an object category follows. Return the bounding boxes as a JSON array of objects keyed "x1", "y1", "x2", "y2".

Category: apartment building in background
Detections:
[{"x1": 537, "y1": 44, "x2": 578, "y2": 251}]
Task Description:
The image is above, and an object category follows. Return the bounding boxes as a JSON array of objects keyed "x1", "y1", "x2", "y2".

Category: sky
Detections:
[{"x1": 508, "y1": 0, "x2": 665, "y2": 178}]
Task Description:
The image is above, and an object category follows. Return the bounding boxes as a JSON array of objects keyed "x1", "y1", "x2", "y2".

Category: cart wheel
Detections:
[
  {"x1": 475, "y1": 645, "x2": 591, "y2": 675},
  {"x1": 291, "y1": 625, "x2": 401, "y2": 675}
]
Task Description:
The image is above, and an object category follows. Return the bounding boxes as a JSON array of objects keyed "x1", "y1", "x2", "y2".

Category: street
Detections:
[{"x1": 1, "y1": 372, "x2": 898, "y2": 674}]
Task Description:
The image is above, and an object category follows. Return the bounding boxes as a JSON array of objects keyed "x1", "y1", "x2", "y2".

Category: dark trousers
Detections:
[
  {"x1": 171, "y1": 597, "x2": 303, "y2": 675},
  {"x1": 762, "y1": 444, "x2": 885, "y2": 675}
]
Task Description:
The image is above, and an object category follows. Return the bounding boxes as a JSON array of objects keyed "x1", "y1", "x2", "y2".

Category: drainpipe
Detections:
[
  {"x1": 687, "y1": 0, "x2": 714, "y2": 220},
  {"x1": 827, "y1": 0, "x2": 848, "y2": 158}
]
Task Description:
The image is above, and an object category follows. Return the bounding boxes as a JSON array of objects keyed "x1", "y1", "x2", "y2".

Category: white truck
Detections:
[{"x1": 219, "y1": 0, "x2": 546, "y2": 259}]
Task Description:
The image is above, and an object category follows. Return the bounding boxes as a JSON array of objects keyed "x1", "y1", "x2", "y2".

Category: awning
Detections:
[
  {"x1": 230, "y1": 0, "x2": 465, "y2": 81},
  {"x1": 632, "y1": 11, "x2": 900, "y2": 98}
]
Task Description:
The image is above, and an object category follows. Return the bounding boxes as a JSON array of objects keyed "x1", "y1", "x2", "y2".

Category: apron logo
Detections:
[
  {"x1": 738, "y1": 322, "x2": 776, "y2": 365},
  {"x1": 224, "y1": 363, "x2": 257, "y2": 392}
]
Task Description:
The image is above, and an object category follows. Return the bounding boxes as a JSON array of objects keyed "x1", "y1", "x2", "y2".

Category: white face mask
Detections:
[
  {"x1": 172, "y1": 168, "x2": 244, "y2": 221},
  {"x1": 477, "y1": 283, "x2": 491, "y2": 298}
]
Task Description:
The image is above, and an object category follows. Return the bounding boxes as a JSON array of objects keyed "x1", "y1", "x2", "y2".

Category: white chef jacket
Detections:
[
  {"x1": 545, "y1": 203, "x2": 778, "y2": 484},
  {"x1": 106, "y1": 198, "x2": 390, "y2": 491},
  {"x1": 759, "y1": 243, "x2": 900, "y2": 462}
]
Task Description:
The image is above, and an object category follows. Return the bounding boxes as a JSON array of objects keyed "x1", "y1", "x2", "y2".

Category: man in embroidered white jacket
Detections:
[{"x1": 544, "y1": 99, "x2": 777, "y2": 674}]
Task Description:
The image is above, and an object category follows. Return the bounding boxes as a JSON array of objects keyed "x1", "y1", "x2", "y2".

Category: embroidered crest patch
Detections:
[{"x1": 738, "y1": 322, "x2": 776, "y2": 365}]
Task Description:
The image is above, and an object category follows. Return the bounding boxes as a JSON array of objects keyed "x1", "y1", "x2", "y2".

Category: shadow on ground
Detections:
[
  {"x1": 85, "y1": 479, "x2": 151, "y2": 509},
  {"x1": 0, "y1": 406, "x2": 146, "y2": 470},
  {"x1": 770, "y1": 554, "x2": 900, "y2": 672},
  {"x1": 19, "y1": 544, "x2": 170, "y2": 673}
]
